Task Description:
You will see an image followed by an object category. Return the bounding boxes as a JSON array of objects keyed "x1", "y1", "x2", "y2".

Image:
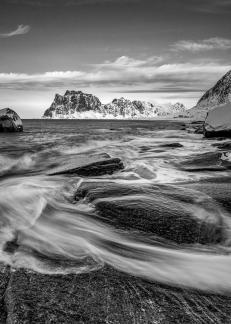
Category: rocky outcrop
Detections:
[
  {"x1": 188, "y1": 70, "x2": 231, "y2": 119},
  {"x1": 102, "y1": 98, "x2": 160, "y2": 118},
  {"x1": 4, "y1": 266, "x2": 231, "y2": 324},
  {"x1": 75, "y1": 181, "x2": 223, "y2": 245},
  {"x1": 43, "y1": 90, "x2": 102, "y2": 118},
  {"x1": 42, "y1": 91, "x2": 186, "y2": 119},
  {"x1": 0, "y1": 108, "x2": 23, "y2": 132},
  {"x1": 197, "y1": 70, "x2": 231, "y2": 108},
  {"x1": 204, "y1": 102, "x2": 231, "y2": 138},
  {"x1": 48, "y1": 155, "x2": 124, "y2": 176}
]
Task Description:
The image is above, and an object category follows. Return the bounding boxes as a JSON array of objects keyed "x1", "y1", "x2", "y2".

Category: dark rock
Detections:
[
  {"x1": 75, "y1": 182, "x2": 223, "y2": 245},
  {"x1": 181, "y1": 179, "x2": 231, "y2": 214},
  {"x1": 160, "y1": 143, "x2": 183, "y2": 148},
  {"x1": 139, "y1": 145, "x2": 152, "y2": 152},
  {"x1": 212, "y1": 142, "x2": 231, "y2": 150},
  {"x1": 0, "y1": 108, "x2": 23, "y2": 132},
  {"x1": 4, "y1": 266, "x2": 231, "y2": 324},
  {"x1": 194, "y1": 125, "x2": 204, "y2": 134},
  {"x1": 0, "y1": 264, "x2": 11, "y2": 323},
  {"x1": 48, "y1": 156, "x2": 124, "y2": 176},
  {"x1": 178, "y1": 152, "x2": 231, "y2": 172}
]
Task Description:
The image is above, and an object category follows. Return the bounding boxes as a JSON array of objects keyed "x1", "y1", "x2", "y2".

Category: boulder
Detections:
[
  {"x1": 48, "y1": 156, "x2": 124, "y2": 176},
  {"x1": 204, "y1": 103, "x2": 231, "y2": 138},
  {"x1": 75, "y1": 182, "x2": 223, "y2": 245},
  {"x1": 178, "y1": 152, "x2": 231, "y2": 172},
  {"x1": 0, "y1": 108, "x2": 23, "y2": 132}
]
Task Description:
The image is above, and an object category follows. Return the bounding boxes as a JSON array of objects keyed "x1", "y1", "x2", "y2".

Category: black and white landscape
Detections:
[{"x1": 1, "y1": 0, "x2": 231, "y2": 323}]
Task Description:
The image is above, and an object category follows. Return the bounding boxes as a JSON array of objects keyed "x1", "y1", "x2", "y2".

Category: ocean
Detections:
[{"x1": 1, "y1": 119, "x2": 231, "y2": 293}]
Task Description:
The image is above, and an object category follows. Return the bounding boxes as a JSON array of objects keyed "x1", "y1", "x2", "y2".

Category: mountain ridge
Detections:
[{"x1": 43, "y1": 91, "x2": 187, "y2": 119}]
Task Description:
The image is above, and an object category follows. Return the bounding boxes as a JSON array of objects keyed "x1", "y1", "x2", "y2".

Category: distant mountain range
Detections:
[
  {"x1": 43, "y1": 91, "x2": 187, "y2": 119},
  {"x1": 42, "y1": 69, "x2": 231, "y2": 120}
]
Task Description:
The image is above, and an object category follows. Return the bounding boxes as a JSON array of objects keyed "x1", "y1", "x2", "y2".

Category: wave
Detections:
[
  {"x1": 1, "y1": 176, "x2": 231, "y2": 294},
  {"x1": 0, "y1": 154, "x2": 36, "y2": 176}
]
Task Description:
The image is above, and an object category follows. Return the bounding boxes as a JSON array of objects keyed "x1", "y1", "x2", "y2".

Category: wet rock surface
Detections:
[
  {"x1": 0, "y1": 265, "x2": 11, "y2": 323},
  {"x1": 0, "y1": 108, "x2": 23, "y2": 132},
  {"x1": 182, "y1": 178, "x2": 231, "y2": 214},
  {"x1": 1, "y1": 265, "x2": 231, "y2": 324},
  {"x1": 75, "y1": 182, "x2": 223, "y2": 245},
  {"x1": 178, "y1": 152, "x2": 231, "y2": 172},
  {"x1": 212, "y1": 142, "x2": 231, "y2": 150},
  {"x1": 160, "y1": 142, "x2": 183, "y2": 148},
  {"x1": 48, "y1": 156, "x2": 124, "y2": 176}
]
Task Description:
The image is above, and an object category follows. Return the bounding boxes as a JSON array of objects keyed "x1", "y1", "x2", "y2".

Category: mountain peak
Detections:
[
  {"x1": 64, "y1": 90, "x2": 83, "y2": 96},
  {"x1": 196, "y1": 69, "x2": 231, "y2": 109}
]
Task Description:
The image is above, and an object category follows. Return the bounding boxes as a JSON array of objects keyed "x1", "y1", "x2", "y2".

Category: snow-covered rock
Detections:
[
  {"x1": 204, "y1": 102, "x2": 231, "y2": 137},
  {"x1": 0, "y1": 108, "x2": 23, "y2": 132},
  {"x1": 188, "y1": 70, "x2": 231, "y2": 120},
  {"x1": 155, "y1": 102, "x2": 187, "y2": 117},
  {"x1": 43, "y1": 90, "x2": 102, "y2": 118},
  {"x1": 198, "y1": 70, "x2": 231, "y2": 108},
  {"x1": 43, "y1": 91, "x2": 186, "y2": 119}
]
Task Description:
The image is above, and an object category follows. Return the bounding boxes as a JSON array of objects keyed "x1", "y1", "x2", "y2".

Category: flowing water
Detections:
[{"x1": 1, "y1": 119, "x2": 231, "y2": 293}]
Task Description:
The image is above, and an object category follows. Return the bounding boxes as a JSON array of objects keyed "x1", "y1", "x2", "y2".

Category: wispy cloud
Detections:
[
  {"x1": 97, "y1": 55, "x2": 163, "y2": 67},
  {"x1": 3, "y1": 0, "x2": 140, "y2": 6},
  {"x1": 0, "y1": 25, "x2": 31, "y2": 38},
  {"x1": 172, "y1": 37, "x2": 231, "y2": 52},
  {"x1": 0, "y1": 56, "x2": 229, "y2": 95},
  {"x1": 194, "y1": 0, "x2": 231, "y2": 13}
]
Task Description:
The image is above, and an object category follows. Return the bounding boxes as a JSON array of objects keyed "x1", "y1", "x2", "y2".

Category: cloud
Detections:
[
  {"x1": 98, "y1": 55, "x2": 163, "y2": 67},
  {"x1": 194, "y1": 0, "x2": 231, "y2": 13},
  {"x1": 172, "y1": 37, "x2": 231, "y2": 52},
  {"x1": 3, "y1": 0, "x2": 140, "y2": 6},
  {"x1": 0, "y1": 25, "x2": 31, "y2": 38},
  {"x1": 0, "y1": 56, "x2": 230, "y2": 95}
]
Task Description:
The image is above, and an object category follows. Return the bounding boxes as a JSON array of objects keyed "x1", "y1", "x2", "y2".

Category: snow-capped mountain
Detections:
[
  {"x1": 42, "y1": 91, "x2": 187, "y2": 119},
  {"x1": 43, "y1": 90, "x2": 102, "y2": 118},
  {"x1": 188, "y1": 70, "x2": 231, "y2": 119}
]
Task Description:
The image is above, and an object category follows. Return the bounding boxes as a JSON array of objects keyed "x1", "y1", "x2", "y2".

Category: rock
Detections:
[
  {"x1": 212, "y1": 142, "x2": 231, "y2": 150},
  {"x1": 160, "y1": 143, "x2": 183, "y2": 148},
  {"x1": 194, "y1": 126, "x2": 204, "y2": 134},
  {"x1": 75, "y1": 182, "x2": 223, "y2": 245},
  {"x1": 204, "y1": 103, "x2": 231, "y2": 138},
  {"x1": 187, "y1": 70, "x2": 231, "y2": 119},
  {"x1": 181, "y1": 179, "x2": 231, "y2": 214},
  {"x1": 43, "y1": 90, "x2": 102, "y2": 119},
  {"x1": 4, "y1": 266, "x2": 231, "y2": 324},
  {"x1": 103, "y1": 98, "x2": 159, "y2": 118},
  {"x1": 48, "y1": 156, "x2": 124, "y2": 176},
  {"x1": 197, "y1": 70, "x2": 231, "y2": 109},
  {"x1": 103, "y1": 99, "x2": 186, "y2": 119},
  {"x1": 178, "y1": 152, "x2": 231, "y2": 172},
  {"x1": 0, "y1": 108, "x2": 23, "y2": 132},
  {"x1": 0, "y1": 264, "x2": 11, "y2": 323}
]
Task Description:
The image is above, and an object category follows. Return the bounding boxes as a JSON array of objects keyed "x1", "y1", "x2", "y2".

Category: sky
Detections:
[{"x1": 0, "y1": 0, "x2": 231, "y2": 118}]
